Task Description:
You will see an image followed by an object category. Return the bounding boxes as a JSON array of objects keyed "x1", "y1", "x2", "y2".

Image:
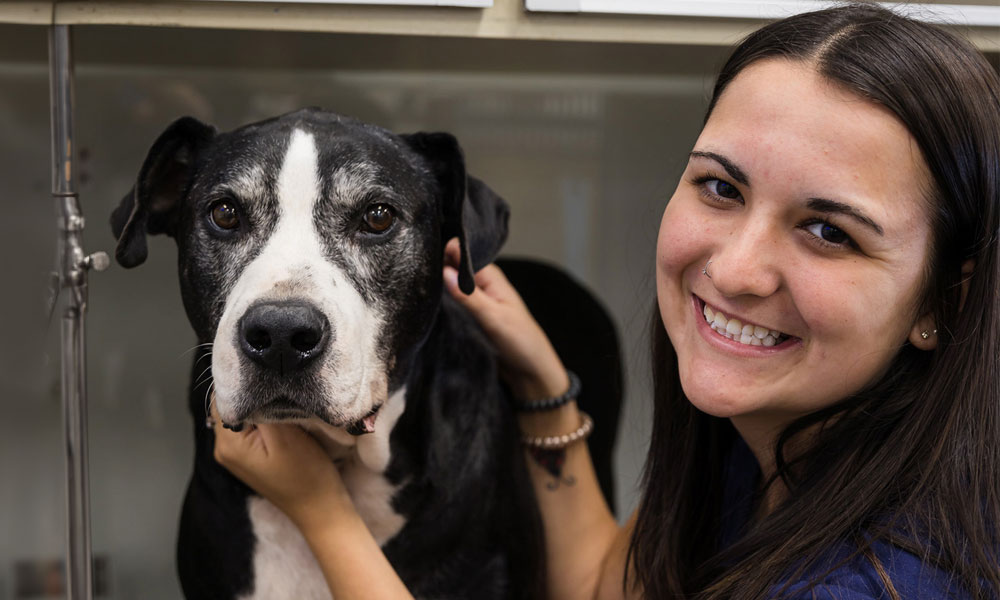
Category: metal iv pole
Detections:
[{"x1": 50, "y1": 23, "x2": 108, "y2": 600}]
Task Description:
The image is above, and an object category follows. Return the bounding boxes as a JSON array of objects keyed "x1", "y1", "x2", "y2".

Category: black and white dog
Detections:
[{"x1": 110, "y1": 108, "x2": 544, "y2": 599}]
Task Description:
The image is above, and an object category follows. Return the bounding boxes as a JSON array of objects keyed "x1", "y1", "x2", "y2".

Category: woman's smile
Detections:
[{"x1": 692, "y1": 295, "x2": 799, "y2": 355}]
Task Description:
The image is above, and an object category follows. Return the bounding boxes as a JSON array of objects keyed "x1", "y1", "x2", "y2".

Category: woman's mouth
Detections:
[{"x1": 700, "y1": 300, "x2": 790, "y2": 347}]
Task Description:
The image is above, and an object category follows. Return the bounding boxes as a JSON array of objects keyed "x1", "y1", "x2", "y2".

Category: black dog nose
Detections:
[{"x1": 238, "y1": 301, "x2": 330, "y2": 375}]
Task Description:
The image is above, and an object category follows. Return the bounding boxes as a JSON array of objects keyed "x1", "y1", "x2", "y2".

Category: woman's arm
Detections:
[
  {"x1": 211, "y1": 409, "x2": 414, "y2": 600},
  {"x1": 443, "y1": 240, "x2": 635, "y2": 600},
  {"x1": 519, "y1": 402, "x2": 633, "y2": 600}
]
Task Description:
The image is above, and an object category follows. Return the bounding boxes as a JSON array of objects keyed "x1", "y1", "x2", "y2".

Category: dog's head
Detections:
[{"x1": 111, "y1": 108, "x2": 508, "y2": 434}]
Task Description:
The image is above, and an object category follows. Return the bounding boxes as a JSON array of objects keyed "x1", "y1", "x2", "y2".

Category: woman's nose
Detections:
[{"x1": 708, "y1": 221, "x2": 784, "y2": 299}]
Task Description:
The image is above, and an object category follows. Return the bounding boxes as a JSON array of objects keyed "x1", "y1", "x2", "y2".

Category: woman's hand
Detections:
[
  {"x1": 211, "y1": 399, "x2": 350, "y2": 531},
  {"x1": 443, "y1": 238, "x2": 569, "y2": 401},
  {"x1": 211, "y1": 400, "x2": 416, "y2": 599}
]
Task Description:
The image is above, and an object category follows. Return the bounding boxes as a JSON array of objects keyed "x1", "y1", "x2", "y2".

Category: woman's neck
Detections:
[{"x1": 730, "y1": 412, "x2": 810, "y2": 520}]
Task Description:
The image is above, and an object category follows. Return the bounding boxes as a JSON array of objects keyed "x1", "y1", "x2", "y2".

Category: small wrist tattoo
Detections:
[{"x1": 528, "y1": 447, "x2": 577, "y2": 490}]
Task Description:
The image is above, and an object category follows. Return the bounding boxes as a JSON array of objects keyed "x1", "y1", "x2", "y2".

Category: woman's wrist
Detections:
[
  {"x1": 302, "y1": 502, "x2": 416, "y2": 600},
  {"x1": 517, "y1": 401, "x2": 581, "y2": 438},
  {"x1": 512, "y1": 364, "x2": 581, "y2": 437},
  {"x1": 506, "y1": 359, "x2": 570, "y2": 403},
  {"x1": 287, "y1": 484, "x2": 355, "y2": 535},
  {"x1": 299, "y1": 500, "x2": 360, "y2": 548}
]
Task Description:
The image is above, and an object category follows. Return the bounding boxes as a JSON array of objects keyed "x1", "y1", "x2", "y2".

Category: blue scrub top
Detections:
[{"x1": 719, "y1": 439, "x2": 970, "y2": 599}]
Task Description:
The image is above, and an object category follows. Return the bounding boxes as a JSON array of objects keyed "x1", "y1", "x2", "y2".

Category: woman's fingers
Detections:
[
  {"x1": 444, "y1": 264, "x2": 502, "y2": 319},
  {"x1": 210, "y1": 396, "x2": 297, "y2": 478},
  {"x1": 443, "y1": 255, "x2": 518, "y2": 317},
  {"x1": 444, "y1": 237, "x2": 462, "y2": 269},
  {"x1": 473, "y1": 264, "x2": 522, "y2": 305},
  {"x1": 441, "y1": 242, "x2": 569, "y2": 401},
  {"x1": 211, "y1": 398, "x2": 241, "y2": 461},
  {"x1": 211, "y1": 402, "x2": 265, "y2": 478}
]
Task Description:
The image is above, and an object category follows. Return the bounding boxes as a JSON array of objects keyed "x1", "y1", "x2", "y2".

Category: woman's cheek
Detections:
[
  {"x1": 657, "y1": 199, "x2": 710, "y2": 278},
  {"x1": 792, "y1": 265, "x2": 879, "y2": 342}
]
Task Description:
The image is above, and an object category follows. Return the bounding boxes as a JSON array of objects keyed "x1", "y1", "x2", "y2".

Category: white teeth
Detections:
[{"x1": 701, "y1": 302, "x2": 787, "y2": 347}]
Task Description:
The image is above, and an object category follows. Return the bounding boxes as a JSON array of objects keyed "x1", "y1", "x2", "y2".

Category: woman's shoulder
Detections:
[{"x1": 781, "y1": 539, "x2": 972, "y2": 600}]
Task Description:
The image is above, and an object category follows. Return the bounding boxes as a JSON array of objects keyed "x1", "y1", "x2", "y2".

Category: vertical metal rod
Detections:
[{"x1": 50, "y1": 24, "x2": 94, "y2": 600}]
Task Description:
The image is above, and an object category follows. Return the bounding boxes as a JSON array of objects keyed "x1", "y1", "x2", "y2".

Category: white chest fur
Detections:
[{"x1": 238, "y1": 389, "x2": 408, "y2": 600}]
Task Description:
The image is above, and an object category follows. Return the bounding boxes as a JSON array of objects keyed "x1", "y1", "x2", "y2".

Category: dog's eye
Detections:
[
  {"x1": 362, "y1": 204, "x2": 394, "y2": 233},
  {"x1": 210, "y1": 201, "x2": 240, "y2": 230}
]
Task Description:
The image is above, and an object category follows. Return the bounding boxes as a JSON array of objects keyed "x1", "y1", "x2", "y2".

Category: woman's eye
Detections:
[
  {"x1": 804, "y1": 221, "x2": 851, "y2": 246},
  {"x1": 362, "y1": 204, "x2": 395, "y2": 233},
  {"x1": 210, "y1": 201, "x2": 240, "y2": 230},
  {"x1": 706, "y1": 179, "x2": 741, "y2": 200}
]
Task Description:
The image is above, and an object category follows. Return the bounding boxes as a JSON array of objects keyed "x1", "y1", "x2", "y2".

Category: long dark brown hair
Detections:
[{"x1": 627, "y1": 4, "x2": 1000, "y2": 599}]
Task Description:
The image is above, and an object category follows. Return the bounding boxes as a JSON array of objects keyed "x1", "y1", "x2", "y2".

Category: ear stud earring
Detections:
[{"x1": 920, "y1": 329, "x2": 938, "y2": 340}]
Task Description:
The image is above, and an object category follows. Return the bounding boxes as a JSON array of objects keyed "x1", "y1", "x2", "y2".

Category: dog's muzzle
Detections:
[{"x1": 228, "y1": 300, "x2": 381, "y2": 435}]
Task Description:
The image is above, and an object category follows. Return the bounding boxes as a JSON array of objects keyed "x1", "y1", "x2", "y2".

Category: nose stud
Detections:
[{"x1": 702, "y1": 259, "x2": 713, "y2": 279}]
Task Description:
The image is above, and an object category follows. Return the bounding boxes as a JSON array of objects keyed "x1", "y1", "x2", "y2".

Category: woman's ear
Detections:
[
  {"x1": 908, "y1": 314, "x2": 938, "y2": 351},
  {"x1": 909, "y1": 259, "x2": 976, "y2": 351},
  {"x1": 909, "y1": 259, "x2": 976, "y2": 350}
]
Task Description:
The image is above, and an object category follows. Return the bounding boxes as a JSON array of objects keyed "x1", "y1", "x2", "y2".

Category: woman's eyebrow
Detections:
[
  {"x1": 807, "y1": 197, "x2": 885, "y2": 236},
  {"x1": 689, "y1": 151, "x2": 750, "y2": 186}
]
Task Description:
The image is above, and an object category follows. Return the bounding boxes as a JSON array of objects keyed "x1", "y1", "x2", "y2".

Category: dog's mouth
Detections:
[
  {"x1": 345, "y1": 404, "x2": 382, "y2": 436},
  {"x1": 221, "y1": 397, "x2": 308, "y2": 432},
  {"x1": 258, "y1": 396, "x2": 313, "y2": 421},
  {"x1": 222, "y1": 396, "x2": 383, "y2": 437}
]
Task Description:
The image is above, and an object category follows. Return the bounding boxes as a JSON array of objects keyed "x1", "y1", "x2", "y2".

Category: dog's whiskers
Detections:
[
  {"x1": 193, "y1": 351, "x2": 214, "y2": 368},
  {"x1": 204, "y1": 381, "x2": 216, "y2": 430},
  {"x1": 193, "y1": 364, "x2": 214, "y2": 390},
  {"x1": 179, "y1": 342, "x2": 214, "y2": 360}
]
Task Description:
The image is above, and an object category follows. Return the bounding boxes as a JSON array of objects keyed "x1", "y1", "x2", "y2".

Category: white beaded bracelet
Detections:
[{"x1": 520, "y1": 411, "x2": 594, "y2": 450}]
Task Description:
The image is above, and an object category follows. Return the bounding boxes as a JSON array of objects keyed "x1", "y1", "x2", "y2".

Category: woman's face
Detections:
[{"x1": 656, "y1": 59, "x2": 936, "y2": 436}]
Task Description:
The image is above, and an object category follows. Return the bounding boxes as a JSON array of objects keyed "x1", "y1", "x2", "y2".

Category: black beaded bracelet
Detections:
[{"x1": 515, "y1": 370, "x2": 581, "y2": 412}]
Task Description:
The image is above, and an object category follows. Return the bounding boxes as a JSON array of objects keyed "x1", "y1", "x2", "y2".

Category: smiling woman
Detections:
[{"x1": 632, "y1": 5, "x2": 1000, "y2": 599}]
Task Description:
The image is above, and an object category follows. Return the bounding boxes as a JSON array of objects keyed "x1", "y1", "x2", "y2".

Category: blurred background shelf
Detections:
[{"x1": 2, "y1": 0, "x2": 996, "y2": 50}]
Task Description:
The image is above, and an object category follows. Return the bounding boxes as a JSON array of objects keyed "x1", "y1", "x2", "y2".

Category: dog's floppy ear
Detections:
[
  {"x1": 401, "y1": 132, "x2": 510, "y2": 294},
  {"x1": 110, "y1": 116, "x2": 216, "y2": 268}
]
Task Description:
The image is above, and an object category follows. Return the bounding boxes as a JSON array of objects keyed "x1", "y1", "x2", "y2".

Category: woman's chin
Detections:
[{"x1": 679, "y1": 377, "x2": 753, "y2": 419}]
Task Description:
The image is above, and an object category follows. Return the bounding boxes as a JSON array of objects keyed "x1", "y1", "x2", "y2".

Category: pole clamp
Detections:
[{"x1": 80, "y1": 252, "x2": 110, "y2": 272}]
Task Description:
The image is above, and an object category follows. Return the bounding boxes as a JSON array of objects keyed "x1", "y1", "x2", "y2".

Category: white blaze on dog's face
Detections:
[
  {"x1": 212, "y1": 129, "x2": 381, "y2": 428},
  {"x1": 203, "y1": 123, "x2": 442, "y2": 433}
]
